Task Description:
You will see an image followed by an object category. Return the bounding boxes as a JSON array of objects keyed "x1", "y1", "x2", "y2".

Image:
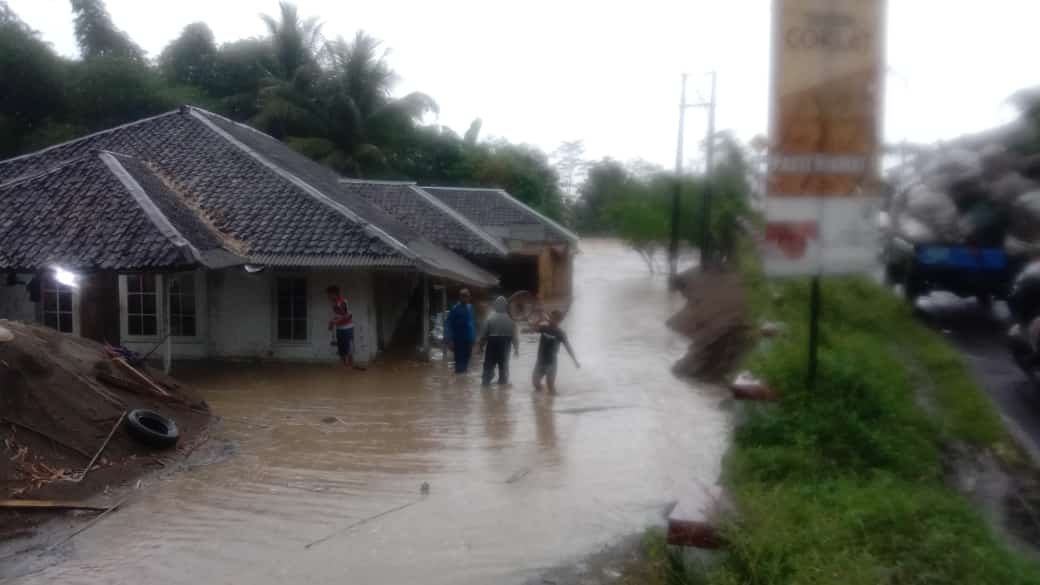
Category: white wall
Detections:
[
  {"x1": 0, "y1": 274, "x2": 37, "y2": 323},
  {"x1": 206, "y1": 267, "x2": 380, "y2": 365},
  {"x1": 2, "y1": 267, "x2": 413, "y2": 365}
]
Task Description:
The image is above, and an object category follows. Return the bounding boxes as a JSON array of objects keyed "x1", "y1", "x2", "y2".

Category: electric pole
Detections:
[
  {"x1": 668, "y1": 74, "x2": 689, "y2": 280},
  {"x1": 699, "y1": 71, "x2": 717, "y2": 271},
  {"x1": 668, "y1": 71, "x2": 718, "y2": 279}
]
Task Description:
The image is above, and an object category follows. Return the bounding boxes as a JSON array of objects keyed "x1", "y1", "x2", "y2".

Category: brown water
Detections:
[{"x1": 6, "y1": 239, "x2": 730, "y2": 584}]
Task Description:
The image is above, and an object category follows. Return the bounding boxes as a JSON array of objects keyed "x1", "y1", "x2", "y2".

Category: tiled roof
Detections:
[
  {"x1": 342, "y1": 180, "x2": 507, "y2": 257},
  {"x1": 0, "y1": 107, "x2": 499, "y2": 286},
  {"x1": 0, "y1": 151, "x2": 239, "y2": 271},
  {"x1": 420, "y1": 186, "x2": 579, "y2": 243}
]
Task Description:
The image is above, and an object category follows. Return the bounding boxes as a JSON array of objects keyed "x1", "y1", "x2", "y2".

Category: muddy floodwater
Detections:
[{"x1": 6, "y1": 239, "x2": 731, "y2": 584}]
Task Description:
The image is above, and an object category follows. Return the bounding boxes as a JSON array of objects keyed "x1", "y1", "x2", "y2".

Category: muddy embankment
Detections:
[
  {"x1": 0, "y1": 320, "x2": 211, "y2": 542},
  {"x1": 667, "y1": 269, "x2": 753, "y2": 382}
]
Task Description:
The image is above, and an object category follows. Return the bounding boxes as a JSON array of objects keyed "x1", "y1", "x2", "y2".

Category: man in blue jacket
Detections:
[{"x1": 444, "y1": 288, "x2": 476, "y2": 373}]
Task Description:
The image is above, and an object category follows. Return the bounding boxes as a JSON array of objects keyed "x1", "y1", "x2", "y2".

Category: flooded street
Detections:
[{"x1": 6, "y1": 240, "x2": 730, "y2": 585}]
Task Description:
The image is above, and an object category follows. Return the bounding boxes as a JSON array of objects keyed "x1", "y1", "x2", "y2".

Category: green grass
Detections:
[{"x1": 639, "y1": 244, "x2": 1040, "y2": 585}]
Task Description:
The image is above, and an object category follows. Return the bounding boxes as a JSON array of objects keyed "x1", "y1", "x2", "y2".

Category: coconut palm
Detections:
[
  {"x1": 298, "y1": 31, "x2": 438, "y2": 175},
  {"x1": 252, "y1": 2, "x2": 324, "y2": 138}
]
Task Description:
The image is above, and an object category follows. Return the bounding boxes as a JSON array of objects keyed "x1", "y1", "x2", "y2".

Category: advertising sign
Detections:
[{"x1": 765, "y1": 0, "x2": 885, "y2": 275}]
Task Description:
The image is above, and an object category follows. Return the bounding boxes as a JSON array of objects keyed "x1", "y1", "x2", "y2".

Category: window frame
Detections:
[
  {"x1": 273, "y1": 275, "x2": 309, "y2": 344},
  {"x1": 120, "y1": 273, "x2": 162, "y2": 342},
  {"x1": 40, "y1": 276, "x2": 77, "y2": 334},
  {"x1": 167, "y1": 273, "x2": 200, "y2": 339}
]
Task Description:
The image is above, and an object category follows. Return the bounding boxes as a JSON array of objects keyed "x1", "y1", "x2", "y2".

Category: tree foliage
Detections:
[
  {"x1": 160, "y1": 22, "x2": 217, "y2": 88},
  {"x1": 0, "y1": 3, "x2": 66, "y2": 156},
  {"x1": 0, "y1": 0, "x2": 567, "y2": 220},
  {"x1": 575, "y1": 133, "x2": 754, "y2": 270},
  {"x1": 69, "y1": 0, "x2": 143, "y2": 62}
]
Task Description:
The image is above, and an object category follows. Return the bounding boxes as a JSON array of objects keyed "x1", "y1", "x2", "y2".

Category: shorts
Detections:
[
  {"x1": 335, "y1": 328, "x2": 354, "y2": 357},
  {"x1": 533, "y1": 360, "x2": 557, "y2": 380}
]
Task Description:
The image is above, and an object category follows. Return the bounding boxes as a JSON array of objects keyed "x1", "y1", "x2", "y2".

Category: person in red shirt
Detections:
[{"x1": 326, "y1": 286, "x2": 358, "y2": 369}]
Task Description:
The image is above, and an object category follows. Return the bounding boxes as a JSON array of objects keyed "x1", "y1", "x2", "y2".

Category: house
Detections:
[
  {"x1": 419, "y1": 187, "x2": 580, "y2": 299},
  {"x1": 0, "y1": 106, "x2": 497, "y2": 368}
]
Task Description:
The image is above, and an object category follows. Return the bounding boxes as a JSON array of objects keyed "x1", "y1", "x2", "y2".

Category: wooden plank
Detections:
[
  {"x1": 666, "y1": 518, "x2": 723, "y2": 549},
  {"x1": 96, "y1": 372, "x2": 151, "y2": 395},
  {"x1": 112, "y1": 357, "x2": 170, "y2": 397},
  {"x1": 0, "y1": 500, "x2": 108, "y2": 512},
  {"x1": 667, "y1": 498, "x2": 723, "y2": 549}
]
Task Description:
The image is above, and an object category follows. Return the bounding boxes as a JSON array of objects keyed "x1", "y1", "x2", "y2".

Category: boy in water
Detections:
[
  {"x1": 533, "y1": 309, "x2": 580, "y2": 393},
  {"x1": 326, "y1": 285, "x2": 359, "y2": 369},
  {"x1": 478, "y1": 296, "x2": 519, "y2": 387}
]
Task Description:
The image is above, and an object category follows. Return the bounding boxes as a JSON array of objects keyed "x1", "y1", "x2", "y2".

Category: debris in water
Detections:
[
  {"x1": 304, "y1": 499, "x2": 423, "y2": 549},
  {"x1": 0, "y1": 499, "x2": 108, "y2": 512},
  {"x1": 505, "y1": 468, "x2": 531, "y2": 484}
]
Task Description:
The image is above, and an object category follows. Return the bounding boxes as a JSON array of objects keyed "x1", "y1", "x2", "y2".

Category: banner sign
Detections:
[{"x1": 764, "y1": 0, "x2": 885, "y2": 275}]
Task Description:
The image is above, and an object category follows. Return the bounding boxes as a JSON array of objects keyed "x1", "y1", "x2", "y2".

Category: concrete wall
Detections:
[
  {"x1": 2, "y1": 267, "x2": 420, "y2": 365},
  {"x1": 0, "y1": 274, "x2": 37, "y2": 323},
  {"x1": 206, "y1": 267, "x2": 380, "y2": 364}
]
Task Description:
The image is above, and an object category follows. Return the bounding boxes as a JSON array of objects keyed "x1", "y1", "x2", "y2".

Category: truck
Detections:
[{"x1": 881, "y1": 142, "x2": 1040, "y2": 304}]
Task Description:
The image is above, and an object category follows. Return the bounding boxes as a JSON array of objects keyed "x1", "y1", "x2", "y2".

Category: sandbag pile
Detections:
[{"x1": 883, "y1": 144, "x2": 1040, "y2": 253}]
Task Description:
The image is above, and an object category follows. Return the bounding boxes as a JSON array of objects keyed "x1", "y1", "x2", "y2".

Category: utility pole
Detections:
[
  {"x1": 668, "y1": 72, "x2": 718, "y2": 279},
  {"x1": 699, "y1": 71, "x2": 717, "y2": 271},
  {"x1": 668, "y1": 74, "x2": 689, "y2": 280}
]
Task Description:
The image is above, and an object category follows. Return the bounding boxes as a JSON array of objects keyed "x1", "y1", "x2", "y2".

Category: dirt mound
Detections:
[
  {"x1": 0, "y1": 320, "x2": 210, "y2": 540},
  {"x1": 668, "y1": 270, "x2": 752, "y2": 381}
]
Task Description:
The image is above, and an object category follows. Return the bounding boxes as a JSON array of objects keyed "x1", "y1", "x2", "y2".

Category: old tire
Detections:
[{"x1": 126, "y1": 409, "x2": 179, "y2": 449}]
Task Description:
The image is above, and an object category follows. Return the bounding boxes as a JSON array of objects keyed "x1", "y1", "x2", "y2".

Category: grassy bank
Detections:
[{"x1": 629, "y1": 259, "x2": 1040, "y2": 584}]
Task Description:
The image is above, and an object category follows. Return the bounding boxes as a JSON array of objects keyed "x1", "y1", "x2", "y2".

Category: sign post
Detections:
[{"x1": 765, "y1": 0, "x2": 886, "y2": 387}]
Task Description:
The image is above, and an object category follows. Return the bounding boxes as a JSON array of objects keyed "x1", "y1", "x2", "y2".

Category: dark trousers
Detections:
[
  {"x1": 454, "y1": 340, "x2": 473, "y2": 373},
  {"x1": 482, "y1": 336, "x2": 511, "y2": 385}
]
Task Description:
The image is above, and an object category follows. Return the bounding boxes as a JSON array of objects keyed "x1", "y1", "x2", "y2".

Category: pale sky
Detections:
[{"x1": 8, "y1": 0, "x2": 1040, "y2": 168}]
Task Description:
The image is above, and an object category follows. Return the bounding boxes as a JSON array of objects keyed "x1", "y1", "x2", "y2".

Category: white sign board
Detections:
[{"x1": 764, "y1": 0, "x2": 886, "y2": 276}]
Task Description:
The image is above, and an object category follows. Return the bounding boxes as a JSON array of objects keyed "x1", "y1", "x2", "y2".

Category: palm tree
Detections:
[
  {"x1": 260, "y1": 2, "x2": 321, "y2": 81},
  {"x1": 303, "y1": 31, "x2": 438, "y2": 175},
  {"x1": 252, "y1": 2, "x2": 323, "y2": 138}
]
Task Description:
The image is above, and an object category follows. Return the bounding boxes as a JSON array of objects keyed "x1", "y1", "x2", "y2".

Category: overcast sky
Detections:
[{"x1": 8, "y1": 0, "x2": 1040, "y2": 168}]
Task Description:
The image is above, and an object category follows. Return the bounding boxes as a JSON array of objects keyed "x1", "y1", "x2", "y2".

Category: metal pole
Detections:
[
  {"x1": 163, "y1": 275, "x2": 173, "y2": 375},
  {"x1": 421, "y1": 274, "x2": 431, "y2": 361},
  {"x1": 441, "y1": 281, "x2": 448, "y2": 362},
  {"x1": 700, "y1": 71, "x2": 717, "y2": 271},
  {"x1": 669, "y1": 73, "x2": 688, "y2": 280},
  {"x1": 807, "y1": 275, "x2": 821, "y2": 390}
]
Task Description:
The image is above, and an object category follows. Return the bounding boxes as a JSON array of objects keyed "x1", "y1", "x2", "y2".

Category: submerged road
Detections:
[
  {"x1": 918, "y1": 295, "x2": 1040, "y2": 458},
  {"x1": 5, "y1": 240, "x2": 730, "y2": 585}
]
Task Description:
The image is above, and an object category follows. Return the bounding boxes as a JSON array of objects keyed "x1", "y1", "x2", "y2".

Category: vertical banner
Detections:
[{"x1": 765, "y1": 0, "x2": 885, "y2": 276}]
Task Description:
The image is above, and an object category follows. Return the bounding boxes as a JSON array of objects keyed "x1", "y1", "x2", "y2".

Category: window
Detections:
[
  {"x1": 42, "y1": 278, "x2": 74, "y2": 333},
  {"x1": 126, "y1": 274, "x2": 158, "y2": 337},
  {"x1": 169, "y1": 274, "x2": 197, "y2": 337},
  {"x1": 276, "y1": 277, "x2": 308, "y2": 341}
]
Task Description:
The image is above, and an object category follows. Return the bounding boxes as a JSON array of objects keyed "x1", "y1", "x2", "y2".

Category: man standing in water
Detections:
[
  {"x1": 478, "y1": 296, "x2": 519, "y2": 387},
  {"x1": 445, "y1": 288, "x2": 476, "y2": 373},
  {"x1": 326, "y1": 285, "x2": 359, "y2": 369},
  {"x1": 533, "y1": 310, "x2": 580, "y2": 393}
]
